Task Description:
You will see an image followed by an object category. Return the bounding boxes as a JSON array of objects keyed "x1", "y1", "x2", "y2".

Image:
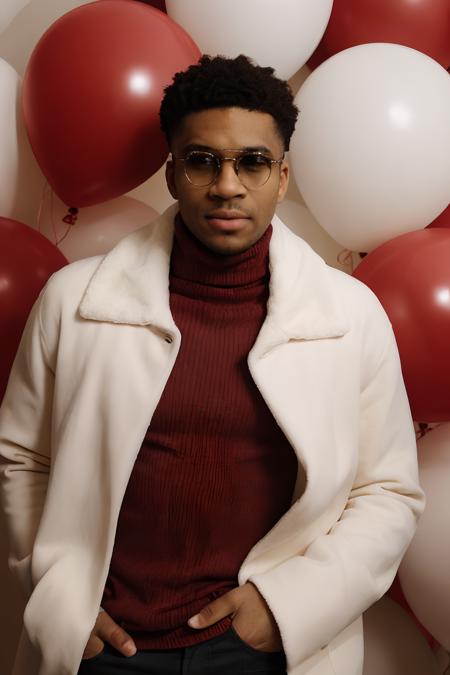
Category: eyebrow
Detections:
[{"x1": 182, "y1": 143, "x2": 274, "y2": 155}]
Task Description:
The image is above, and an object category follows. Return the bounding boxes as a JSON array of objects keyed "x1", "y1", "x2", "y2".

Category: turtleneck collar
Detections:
[{"x1": 170, "y1": 213, "x2": 272, "y2": 291}]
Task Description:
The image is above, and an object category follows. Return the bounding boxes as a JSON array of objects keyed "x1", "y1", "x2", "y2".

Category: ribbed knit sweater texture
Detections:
[{"x1": 101, "y1": 216, "x2": 299, "y2": 648}]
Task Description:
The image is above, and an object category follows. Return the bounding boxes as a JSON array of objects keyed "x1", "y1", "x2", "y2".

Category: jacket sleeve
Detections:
[
  {"x1": 247, "y1": 320, "x2": 425, "y2": 669},
  {"x1": 0, "y1": 284, "x2": 55, "y2": 601}
]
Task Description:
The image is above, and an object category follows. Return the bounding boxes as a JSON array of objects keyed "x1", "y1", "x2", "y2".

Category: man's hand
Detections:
[
  {"x1": 81, "y1": 610, "x2": 137, "y2": 660},
  {"x1": 187, "y1": 582, "x2": 283, "y2": 653}
]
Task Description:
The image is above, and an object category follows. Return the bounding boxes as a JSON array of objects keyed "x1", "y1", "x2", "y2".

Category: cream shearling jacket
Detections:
[{"x1": 0, "y1": 204, "x2": 424, "y2": 675}]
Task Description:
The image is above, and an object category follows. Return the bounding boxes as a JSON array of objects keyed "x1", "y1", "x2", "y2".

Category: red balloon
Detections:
[
  {"x1": 320, "y1": 0, "x2": 450, "y2": 69},
  {"x1": 353, "y1": 228, "x2": 450, "y2": 422},
  {"x1": 22, "y1": 0, "x2": 200, "y2": 207},
  {"x1": 0, "y1": 218, "x2": 67, "y2": 401},
  {"x1": 101, "y1": 0, "x2": 167, "y2": 12},
  {"x1": 306, "y1": 38, "x2": 329, "y2": 72},
  {"x1": 427, "y1": 203, "x2": 450, "y2": 229},
  {"x1": 138, "y1": 0, "x2": 166, "y2": 10}
]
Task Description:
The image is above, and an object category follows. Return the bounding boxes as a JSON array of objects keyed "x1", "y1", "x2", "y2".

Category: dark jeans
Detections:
[{"x1": 77, "y1": 625, "x2": 287, "y2": 674}]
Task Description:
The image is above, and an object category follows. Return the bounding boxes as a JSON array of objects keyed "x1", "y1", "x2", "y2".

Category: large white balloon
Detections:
[
  {"x1": 276, "y1": 199, "x2": 350, "y2": 272},
  {"x1": 0, "y1": 0, "x2": 30, "y2": 35},
  {"x1": 0, "y1": 57, "x2": 43, "y2": 224},
  {"x1": 0, "y1": 0, "x2": 93, "y2": 75},
  {"x1": 362, "y1": 597, "x2": 440, "y2": 675},
  {"x1": 166, "y1": 0, "x2": 333, "y2": 80},
  {"x1": 127, "y1": 163, "x2": 176, "y2": 215},
  {"x1": 399, "y1": 423, "x2": 450, "y2": 651},
  {"x1": 290, "y1": 43, "x2": 450, "y2": 252},
  {"x1": 37, "y1": 192, "x2": 159, "y2": 262}
]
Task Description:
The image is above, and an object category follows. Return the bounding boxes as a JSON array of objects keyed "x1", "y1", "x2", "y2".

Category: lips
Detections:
[
  {"x1": 206, "y1": 209, "x2": 250, "y2": 232},
  {"x1": 206, "y1": 209, "x2": 250, "y2": 220},
  {"x1": 205, "y1": 209, "x2": 251, "y2": 232}
]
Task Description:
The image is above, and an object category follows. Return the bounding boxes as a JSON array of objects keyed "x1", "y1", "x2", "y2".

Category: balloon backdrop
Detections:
[
  {"x1": 362, "y1": 597, "x2": 440, "y2": 675},
  {"x1": 22, "y1": 0, "x2": 200, "y2": 207},
  {"x1": 0, "y1": 0, "x2": 95, "y2": 76},
  {"x1": 427, "y1": 203, "x2": 450, "y2": 229},
  {"x1": 290, "y1": 43, "x2": 450, "y2": 252},
  {"x1": 166, "y1": 0, "x2": 333, "y2": 80},
  {"x1": 138, "y1": 0, "x2": 166, "y2": 10},
  {"x1": 287, "y1": 64, "x2": 311, "y2": 98},
  {"x1": 387, "y1": 575, "x2": 437, "y2": 648},
  {"x1": 0, "y1": 217, "x2": 67, "y2": 401},
  {"x1": 353, "y1": 228, "x2": 450, "y2": 422},
  {"x1": 321, "y1": 0, "x2": 450, "y2": 71},
  {"x1": 276, "y1": 199, "x2": 350, "y2": 272},
  {"x1": 0, "y1": 57, "x2": 43, "y2": 226},
  {"x1": 399, "y1": 423, "x2": 450, "y2": 651},
  {"x1": 102, "y1": 0, "x2": 167, "y2": 10},
  {"x1": 38, "y1": 193, "x2": 159, "y2": 262},
  {"x1": 0, "y1": 0, "x2": 31, "y2": 34},
  {"x1": 126, "y1": 160, "x2": 175, "y2": 214}
]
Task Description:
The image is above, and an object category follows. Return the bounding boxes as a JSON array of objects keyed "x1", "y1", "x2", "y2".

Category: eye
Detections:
[
  {"x1": 185, "y1": 152, "x2": 217, "y2": 169},
  {"x1": 239, "y1": 153, "x2": 271, "y2": 171}
]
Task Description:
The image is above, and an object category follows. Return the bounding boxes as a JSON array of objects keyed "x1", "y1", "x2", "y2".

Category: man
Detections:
[{"x1": 0, "y1": 55, "x2": 424, "y2": 675}]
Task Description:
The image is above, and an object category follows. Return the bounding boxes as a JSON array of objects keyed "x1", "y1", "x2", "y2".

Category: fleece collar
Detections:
[{"x1": 79, "y1": 203, "x2": 349, "y2": 347}]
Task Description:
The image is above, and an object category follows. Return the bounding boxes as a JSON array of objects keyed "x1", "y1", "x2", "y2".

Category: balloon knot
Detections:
[{"x1": 62, "y1": 207, "x2": 79, "y2": 225}]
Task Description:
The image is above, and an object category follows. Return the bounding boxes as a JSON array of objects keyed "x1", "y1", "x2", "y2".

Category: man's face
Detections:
[{"x1": 165, "y1": 107, "x2": 289, "y2": 255}]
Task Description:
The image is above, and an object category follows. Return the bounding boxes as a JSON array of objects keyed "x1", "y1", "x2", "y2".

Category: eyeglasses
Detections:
[{"x1": 172, "y1": 149, "x2": 284, "y2": 189}]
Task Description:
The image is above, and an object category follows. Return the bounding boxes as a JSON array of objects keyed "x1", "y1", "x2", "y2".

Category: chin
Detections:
[{"x1": 207, "y1": 235, "x2": 253, "y2": 256}]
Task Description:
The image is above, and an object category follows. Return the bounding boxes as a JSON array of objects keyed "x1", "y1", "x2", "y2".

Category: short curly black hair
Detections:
[{"x1": 159, "y1": 54, "x2": 299, "y2": 151}]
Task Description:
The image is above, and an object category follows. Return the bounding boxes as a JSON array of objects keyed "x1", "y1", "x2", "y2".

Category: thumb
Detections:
[
  {"x1": 188, "y1": 590, "x2": 238, "y2": 629},
  {"x1": 97, "y1": 610, "x2": 137, "y2": 656}
]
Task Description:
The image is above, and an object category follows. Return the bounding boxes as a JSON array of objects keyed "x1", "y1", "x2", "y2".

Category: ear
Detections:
[
  {"x1": 165, "y1": 160, "x2": 178, "y2": 199},
  {"x1": 276, "y1": 160, "x2": 289, "y2": 204}
]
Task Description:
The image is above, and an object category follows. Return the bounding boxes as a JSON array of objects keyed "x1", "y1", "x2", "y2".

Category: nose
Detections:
[{"x1": 208, "y1": 158, "x2": 246, "y2": 199}]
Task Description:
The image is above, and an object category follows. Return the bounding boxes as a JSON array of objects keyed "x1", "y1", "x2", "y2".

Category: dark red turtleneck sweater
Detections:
[{"x1": 101, "y1": 216, "x2": 299, "y2": 648}]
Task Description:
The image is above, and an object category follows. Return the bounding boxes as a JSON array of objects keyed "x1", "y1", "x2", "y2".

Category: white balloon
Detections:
[
  {"x1": 127, "y1": 163, "x2": 176, "y2": 215},
  {"x1": 0, "y1": 57, "x2": 43, "y2": 223},
  {"x1": 166, "y1": 0, "x2": 333, "y2": 80},
  {"x1": 276, "y1": 199, "x2": 351, "y2": 272},
  {"x1": 362, "y1": 597, "x2": 440, "y2": 675},
  {"x1": 0, "y1": 0, "x2": 30, "y2": 34},
  {"x1": 290, "y1": 43, "x2": 450, "y2": 252},
  {"x1": 0, "y1": 0, "x2": 94, "y2": 75},
  {"x1": 36, "y1": 192, "x2": 159, "y2": 262},
  {"x1": 399, "y1": 422, "x2": 450, "y2": 651}
]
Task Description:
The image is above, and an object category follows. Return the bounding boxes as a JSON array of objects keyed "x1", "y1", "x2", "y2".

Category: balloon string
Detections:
[
  {"x1": 59, "y1": 206, "x2": 78, "y2": 245},
  {"x1": 36, "y1": 179, "x2": 49, "y2": 234},
  {"x1": 415, "y1": 422, "x2": 444, "y2": 440},
  {"x1": 416, "y1": 423, "x2": 430, "y2": 439}
]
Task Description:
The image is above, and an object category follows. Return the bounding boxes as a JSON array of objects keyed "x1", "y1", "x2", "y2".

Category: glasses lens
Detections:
[
  {"x1": 237, "y1": 154, "x2": 272, "y2": 188},
  {"x1": 184, "y1": 151, "x2": 218, "y2": 186}
]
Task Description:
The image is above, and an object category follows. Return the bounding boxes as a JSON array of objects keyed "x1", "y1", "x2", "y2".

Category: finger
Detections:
[
  {"x1": 82, "y1": 635, "x2": 104, "y2": 660},
  {"x1": 96, "y1": 610, "x2": 137, "y2": 656},
  {"x1": 188, "y1": 588, "x2": 239, "y2": 629}
]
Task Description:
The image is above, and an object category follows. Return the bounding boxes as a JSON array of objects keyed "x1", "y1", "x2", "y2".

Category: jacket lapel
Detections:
[
  {"x1": 79, "y1": 203, "x2": 179, "y2": 336},
  {"x1": 78, "y1": 204, "x2": 349, "y2": 351}
]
